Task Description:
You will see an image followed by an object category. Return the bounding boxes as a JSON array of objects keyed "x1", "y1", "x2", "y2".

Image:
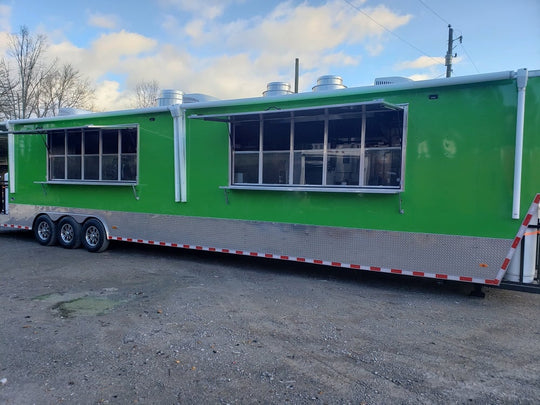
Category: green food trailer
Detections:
[{"x1": 1, "y1": 69, "x2": 539, "y2": 290}]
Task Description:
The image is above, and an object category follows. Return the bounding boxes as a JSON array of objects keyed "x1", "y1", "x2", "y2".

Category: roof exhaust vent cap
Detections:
[
  {"x1": 312, "y1": 75, "x2": 346, "y2": 92},
  {"x1": 263, "y1": 82, "x2": 293, "y2": 97},
  {"x1": 157, "y1": 89, "x2": 184, "y2": 106}
]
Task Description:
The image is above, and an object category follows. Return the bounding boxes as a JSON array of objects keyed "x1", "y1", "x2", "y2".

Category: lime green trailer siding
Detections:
[
  {"x1": 8, "y1": 74, "x2": 540, "y2": 241},
  {"x1": 184, "y1": 75, "x2": 538, "y2": 239},
  {"x1": 2, "y1": 71, "x2": 538, "y2": 287}
]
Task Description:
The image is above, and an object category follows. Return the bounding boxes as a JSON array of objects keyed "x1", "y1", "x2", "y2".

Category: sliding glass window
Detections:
[
  {"x1": 229, "y1": 102, "x2": 406, "y2": 192},
  {"x1": 47, "y1": 126, "x2": 138, "y2": 183}
]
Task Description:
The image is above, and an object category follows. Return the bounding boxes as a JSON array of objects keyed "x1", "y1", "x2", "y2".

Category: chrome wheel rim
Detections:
[
  {"x1": 85, "y1": 225, "x2": 99, "y2": 247},
  {"x1": 37, "y1": 221, "x2": 51, "y2": 241},
  {"x1": 60, "y1": 224, "x2": 74, "y2": 243}
]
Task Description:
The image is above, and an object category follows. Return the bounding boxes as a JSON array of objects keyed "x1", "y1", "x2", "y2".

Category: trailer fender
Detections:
[{"x1": 39, "y1": 212, "x2": 111, "y2": 237}]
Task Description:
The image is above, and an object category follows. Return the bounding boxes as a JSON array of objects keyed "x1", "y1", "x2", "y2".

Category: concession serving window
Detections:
[
  {"x1": 7, "y1": 124, "x2": 139, "y2": 185},
  {"x1": 191, "y1": 100, "x2": 407, "y2": 193}
]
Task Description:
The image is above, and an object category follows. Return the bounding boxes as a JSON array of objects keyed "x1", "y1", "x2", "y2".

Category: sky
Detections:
[{"x1": 0, "y1": 0, "x2": 539, "y2": 111}]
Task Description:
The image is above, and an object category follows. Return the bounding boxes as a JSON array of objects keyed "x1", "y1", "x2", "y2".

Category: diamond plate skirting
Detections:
[{"x1": 2, "y1": 203, "x2": 512, "y2": 282}]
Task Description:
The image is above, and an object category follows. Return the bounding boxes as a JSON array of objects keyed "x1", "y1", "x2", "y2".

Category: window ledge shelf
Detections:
[
  {"x1": 220, "y1": 185, "x2": 402, "y2": 194},
  {"x1": 34, "y1": 181, "x2": 137, "y2": 186}
]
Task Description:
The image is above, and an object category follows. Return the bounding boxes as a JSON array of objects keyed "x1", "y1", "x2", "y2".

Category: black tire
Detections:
[
  {"x1": 57, "y1": 216, "x2": 82, "y2": 249},
  {"x1": 34, "y1": 215, "x2": 57, "y2": 246},
  {"x1": 81, "y1": 218, "x2": 109, "y2": 253}
]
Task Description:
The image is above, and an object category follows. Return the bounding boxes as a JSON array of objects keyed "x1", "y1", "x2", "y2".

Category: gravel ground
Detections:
[{"x1": 0, "y1": 229, "x2": 539, "y2": 404}]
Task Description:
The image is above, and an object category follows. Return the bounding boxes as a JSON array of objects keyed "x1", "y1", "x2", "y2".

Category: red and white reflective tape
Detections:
[
  {"x1": 496, "y1": 193, "x2": 540, "y2": 284},
  {"x1": 5, "y1": 193, "x2": 539, "y2": 287},
  {"x1": 109, "y1": 235, "x2": 497, "y2": 285},
  {"x1": 1, "y1": 223, "x2": 30, "y2": 230}
]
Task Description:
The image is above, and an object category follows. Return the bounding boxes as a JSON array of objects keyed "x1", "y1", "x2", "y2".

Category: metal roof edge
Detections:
[
  {"x1": 3, "y1": 69, "x2": 531, "y2": 125},
  {"x1": 6, "y1": 105, "x2": 172, "y2": 126},
  {"x1": 182, "y1": 70, "x2": 517, "y2": 111}
]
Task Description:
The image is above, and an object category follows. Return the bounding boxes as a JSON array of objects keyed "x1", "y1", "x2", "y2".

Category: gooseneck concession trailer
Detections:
[{"x1": 1, "y1": 69, "x2": 539, "y2": 291}]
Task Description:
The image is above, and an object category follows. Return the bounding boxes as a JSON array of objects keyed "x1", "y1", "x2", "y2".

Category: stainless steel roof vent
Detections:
[
  {"x1": 374, "y1": 76, "x2": 413, "y2": 86},
  {"x1": 57, "y1": 108, "x2": 93, "y2": 116},
  {"x1": 312, "y1": 75, "x2": 347, "y2": 92},
  {"x1": 263, "y1": 82, "x2": 293, "y2": 97},
  {"x1": 182, "y1": 93, "x2": 220, "y2": 103},
  {"x1": 157, "y1": 89, "x2": 183, "y2": 106}
]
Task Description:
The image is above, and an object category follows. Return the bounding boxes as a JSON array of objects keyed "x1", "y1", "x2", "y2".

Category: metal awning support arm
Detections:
[{"x1": 512, "y1": 68, "x2": 528, "y2": 219}]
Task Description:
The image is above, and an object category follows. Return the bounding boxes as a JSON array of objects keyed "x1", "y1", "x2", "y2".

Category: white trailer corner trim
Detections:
[
  {"x1": 169, "y1": 104, "x2": 187, "y2": 203},
  {"x1": 512, "y1": 68, "x2": 528, "y2": 219},
  {"x1": 7, "y1": 121, "x2": 15, "y2": 194}
]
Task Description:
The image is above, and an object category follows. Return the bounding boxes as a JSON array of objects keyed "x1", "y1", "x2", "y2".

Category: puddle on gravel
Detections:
[
  {"x1": 33, "y1": 292, "x2": 87, "y2": 303},
  {"x1": 33, "y1": 289, "x2": 126, "y2": 318},
  {"x1": 51, "y1": 297, "x2": 123, "y2": 317}
]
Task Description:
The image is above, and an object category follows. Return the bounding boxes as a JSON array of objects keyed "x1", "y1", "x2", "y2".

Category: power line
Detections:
[
  {"x1": 417, "y1": 1, "x2": 480, "y2": 74},
  {"x1": 459, "y1": 42, "x2": 481, "y2": 73},
  {"x1": 417, "y1": 0, "x2": 449, "y2": 25},
  {"x1": 450, "y1": 27, "x2": 480, "y2": 74},
  {"x1": 342, "y1": 0, "x2": 444, "y2": 69}
]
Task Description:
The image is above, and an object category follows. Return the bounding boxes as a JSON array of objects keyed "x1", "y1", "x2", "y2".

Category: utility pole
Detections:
[
  {"x1": 294, "y1": 58, "x2": 299, "y2": 93},
  {"x1": 445, "y1": 24, "x2": 462, "y2": 78}
]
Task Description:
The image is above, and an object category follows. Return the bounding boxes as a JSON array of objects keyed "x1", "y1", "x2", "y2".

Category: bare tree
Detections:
[
  {"x1": 3, "y1": 26, "x2": 49, "y2": 119},
  {"x1": 0, "y1": 60, "x2": 16, "y2": 117},
  {"x1": 0, "y1": 26, "x2": 94, "y2": 120},
  {"x1": 133, "y1": 80, "x2": 159, "y2": 108},
  {"x1": 38, "y1": 64, "x2": 94, "y2": 117}
]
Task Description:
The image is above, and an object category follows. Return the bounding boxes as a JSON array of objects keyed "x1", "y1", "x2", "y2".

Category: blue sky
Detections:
[{"x1": 1, "y1": 0, "x2": 539, "y2": 110}]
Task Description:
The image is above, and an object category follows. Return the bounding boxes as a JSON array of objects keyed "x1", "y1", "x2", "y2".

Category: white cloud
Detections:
[
  {"x1": 48, "y1": 31, "x2": 158, "y2": 91},
  {"x1": 174, "y1": 0, "x2": 411, "y2": 82},
  {"x1": 0, "y1": 4, "x2": 11, "y2": 32},
  {"x1": 88, "y1": 12, "x2": 119, "y2": 30},
  {"x1": 396, "y1": 56, "x2": 445, "y2": 70},
  {"x1": 93, "y1": 80, "x2": 131, "y2": 111},
  {"x1": 36, "y1": 1, "x2": 414, "y2": 110},
  {"x1": 210, "y1": 1, "x2": 411, "y2": 54},
  {"x1": 91, "y1": 30, "x2": 157, "y2": 58},
  {"x1": 159, "y1": 0, "x2": 227, "y2": 20},
  {"x1": 184, "y1": 19, "x2": 205, "y2": 40},
  {"x1": 0, "y1": 4, "x2": 11, "y2": 54},
  {"x1": 395, "y1": 55, "x2": 463, "y2": 81},
  {"x1": 407, "y1": 73, "x2": 432, "y2": 81},
  {"x1": 364, "y1": 42, "x2": 384, "y2": 56},
  {"x1": 161, "y1": 14, "x2": 179, "y2": 33}
]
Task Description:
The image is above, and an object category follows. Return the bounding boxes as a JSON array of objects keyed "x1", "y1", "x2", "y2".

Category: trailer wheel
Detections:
[
  {"x1": 57, "y1": 216, "x2": 82, "y2": 249},
  {"x1": 81, "y1": 218, "x2": 109, "y2": 253},
  {"x1": 34, "y1": 215, "x2": 57, "y2": 246}
]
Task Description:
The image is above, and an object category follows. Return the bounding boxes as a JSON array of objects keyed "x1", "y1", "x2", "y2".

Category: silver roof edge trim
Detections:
[
  {"x1": 6, "y1": 106, "x2": 172, "y2": 126},
  {"x1": 3, "y1": 69, "x2": 527, "y2": 126},
  {"x1": 0, "y1": 123, "x2": 139, "y2": 135},
  {"x1": 182, "y1": 70, "x2": 516, "y2": 112}
]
